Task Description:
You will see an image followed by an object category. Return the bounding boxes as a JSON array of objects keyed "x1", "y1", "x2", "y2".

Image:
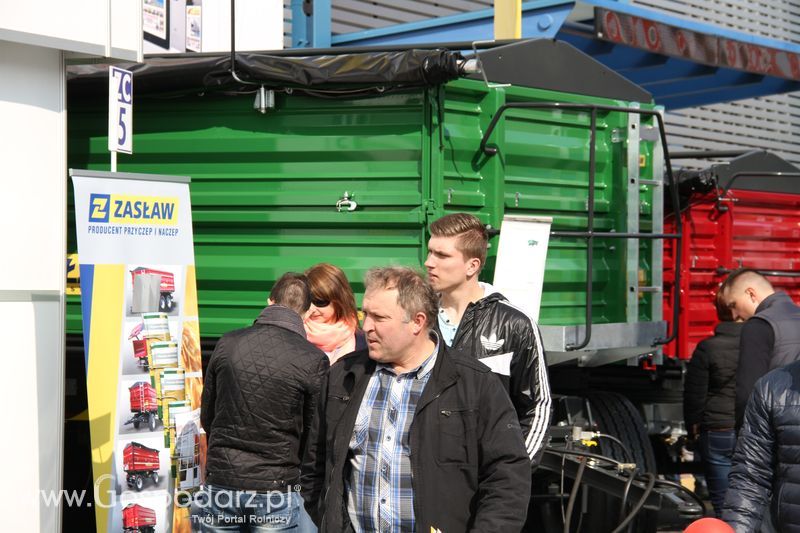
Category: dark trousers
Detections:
[{"x1": 698, "y1": 429, "x2": 736, "y2": 517}]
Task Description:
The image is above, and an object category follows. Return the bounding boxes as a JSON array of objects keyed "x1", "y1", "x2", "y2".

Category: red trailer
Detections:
[
  {"x1": 131, "y1": 267, "x2": 177, "y2": 312},
  {"x1": 128, "y1": 324, "x2": 149, "y2": 371},
  {"x1": 132, "y1": 339, "x2": 149, "y2": 370},
  {"x1": 664, "y1": 151, "x2": 800, "y2": 360},
  {"x1": 125, "y1": 382, "x2": 159, "y2": 432},
  {"x1": 122, "y1": 503, "x2": 156, "y2": 533},
  {"x1": 123, "y1": 442, "x2": 160, "y2": 491}
]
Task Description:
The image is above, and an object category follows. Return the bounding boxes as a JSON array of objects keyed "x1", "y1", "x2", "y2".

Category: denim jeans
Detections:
[
  {"x1": 191, "y1": 484, "x2": 314, "y2": 532},
  {"x1": 698, "y1": 429, "x2": 736, "y2": 517}
]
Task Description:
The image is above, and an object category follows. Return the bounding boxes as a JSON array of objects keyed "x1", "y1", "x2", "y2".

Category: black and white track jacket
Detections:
[{"x1": 443, "y1": 283, "x2": 552, "y2": 466}]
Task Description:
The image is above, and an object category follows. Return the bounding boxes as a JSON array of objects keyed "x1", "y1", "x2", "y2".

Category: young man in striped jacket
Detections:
[{"x1": 425, "y1": 212, "x2": 552, "y2": 465}]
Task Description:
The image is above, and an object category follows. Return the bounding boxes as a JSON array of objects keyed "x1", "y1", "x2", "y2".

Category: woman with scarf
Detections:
[{"x1": 304, "y1": 263, "x2": 365, "y2": 364}]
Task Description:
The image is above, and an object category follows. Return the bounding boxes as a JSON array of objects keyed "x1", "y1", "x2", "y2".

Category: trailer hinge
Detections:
[
  {"x1": 424, "y1": 199, "x2": 438, "y2": 219},
  {"x1": 639, "y1": 125, "x2": 660, "y2": 142}
]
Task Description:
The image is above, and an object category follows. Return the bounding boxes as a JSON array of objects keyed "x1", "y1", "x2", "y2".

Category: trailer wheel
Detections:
[
  {"x1": 164, "y1": 293, "x2": 174, "y2": 311},
  {"x1": 148, "y1": 412, "x2": 157, "y2": 432},
  {"x1": 159, "y1": 295, "x2": 167, "y2": 312},
  {"x1": 133, "y1": 419, "x2": 140, "y2": 429},
  {"x1": 134, "y1": 475, "x2": 143, "y2": 492},
  {"x1": 152, "y1": 471, "x2": 159, "y2": 485},
  {"x1": 586, "y1": 392, "x2": 658, "y2": 533}
]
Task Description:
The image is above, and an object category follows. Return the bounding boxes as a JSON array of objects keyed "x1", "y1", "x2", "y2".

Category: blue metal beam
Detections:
[
  {"x1": 331, "y1": 0, "x2": 575, "y2": 47},
  {"x1": 656, "y1": 77, "x2": 800, "y2": 109},
  {"x1": 322, "y1": 0, "x2": 800, "y2": 109},
  {"x1": 291, "y1": 0, "x2": 331, "y2": 48},
  {"x1": 558, "y1": 21, "x2": 800, "y2": 108},
  {"x1": 621, "y1": 59, "x2": 714, "y2": 87},
  {"x1": 579, "y1": 0, "x2": 800, "y2": 53}
]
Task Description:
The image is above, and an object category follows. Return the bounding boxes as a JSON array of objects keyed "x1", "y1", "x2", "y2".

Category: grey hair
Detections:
[{"x1": 364, "y1": 266, "x2": 438, "y2": 331}]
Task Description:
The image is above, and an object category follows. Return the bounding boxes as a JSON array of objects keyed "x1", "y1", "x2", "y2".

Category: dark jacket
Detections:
[
  {"x1": 722, "y1": 360, "x2": 800, "y2": 532},
  {"x1": 683, "y1": 321, "x2": 742, "y2": 432},
  {"x1": 302, "y1": 342, "x2": 531, "y2": 533},
  {"x1": 446, "y1": 285, "x2": 552, "y2": 464},
  {"x1": 735, "y1": 291, "x2": 800, "y2": 428},
  {"x1": 201, "y1": 305, "x2": 329, "y2": 492}
]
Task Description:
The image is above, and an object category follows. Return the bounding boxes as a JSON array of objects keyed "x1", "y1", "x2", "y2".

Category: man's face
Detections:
[
  {"x1": 724, "y1": 286, "x2": 759, "y2": 321},
  {"x1": 425, "y1": 235, "x2": 477, "y2": 293},
  {"x1": 362, "y1": 287, "x2": 418, "y2": 364}
]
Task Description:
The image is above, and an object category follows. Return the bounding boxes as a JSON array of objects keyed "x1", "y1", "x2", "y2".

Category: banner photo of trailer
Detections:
[{"x1": 72, "y1": 170, "x2": 206, "y2": 533}]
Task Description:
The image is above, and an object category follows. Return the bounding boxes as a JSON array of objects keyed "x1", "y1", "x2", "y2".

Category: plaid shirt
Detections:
[{"x1": 346, "y1": 340, "x2": 439, "y2": 533}]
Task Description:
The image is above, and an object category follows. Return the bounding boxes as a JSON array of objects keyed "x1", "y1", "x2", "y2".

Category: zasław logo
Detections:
[{"x1": 89, "y1": 193, "x2": 178, "y2": 226}]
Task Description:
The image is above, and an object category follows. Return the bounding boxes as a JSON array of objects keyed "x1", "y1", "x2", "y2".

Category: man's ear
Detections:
[
  {"x1": 745, "y1": 287, "x2": 757, "y2": 302},
  {"x1": 466, "y1": 257, "x2": 482, "y2": 277},
  {"x1": 412, "y1": 312, "x2": 427, "y2": 335},
  {"x1": 268, "y1": 297, "x2": 275, "y2": 305}
]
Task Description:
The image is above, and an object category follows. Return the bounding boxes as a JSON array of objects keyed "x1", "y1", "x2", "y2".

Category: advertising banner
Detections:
[{"x1": 71, "y1": 169, "x2": 205, "y2": 533}]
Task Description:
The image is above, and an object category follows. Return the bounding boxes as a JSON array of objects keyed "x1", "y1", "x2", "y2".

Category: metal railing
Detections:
[{"x1": 480, "y1": 102, "x2": 682, "y2": 350}]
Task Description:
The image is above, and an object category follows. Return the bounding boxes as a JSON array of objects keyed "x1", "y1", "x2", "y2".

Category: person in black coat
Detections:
[
  {"x1": 197, "y1": 273, "x2": 328, "y2": 532},
  {"x1": 301, "y1": 266, "x2": 531, "y2": 533},
  {"x1": 720, "y1": 268, "x2": 800, "y2": 428},
  {"x1": 683, "y1": 287, "x2": 743, "y2": 517},
  {"x1": 722, "y1": 359, "x2": 800, "y2": 531}
]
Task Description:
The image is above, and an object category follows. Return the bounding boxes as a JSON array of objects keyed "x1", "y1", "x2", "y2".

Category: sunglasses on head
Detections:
[{"x1": 312, "y1": 297, "x2": 330, "y2": 307}]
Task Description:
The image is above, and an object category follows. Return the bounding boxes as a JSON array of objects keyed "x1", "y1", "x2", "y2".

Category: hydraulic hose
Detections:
[
  {"x1": 595, "y1": 433, "x2": 636, "y2": 465},
  {"x1": 563, "y1": 458, "x2": 587, "y2": 533},
  {"x1": 547, "y1": 446, "x2": 705, "y2": 531},
  {"x1": 618, "y1": 467, "x2": 638, "y2": 524},
  {"x1": 611, "y1": 473, "x2": 656, "y2": 533},
  {"x1": 544, "y1": 448, "x2": 625, "y2": 468},
  {"x1": 651, "y1": 477, "x2": 707, "y2": 511}
]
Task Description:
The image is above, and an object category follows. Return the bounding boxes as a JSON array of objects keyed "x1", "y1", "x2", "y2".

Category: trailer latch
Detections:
[{"x1": 336, "y1": 191, "x2": 358, "y2": 212}]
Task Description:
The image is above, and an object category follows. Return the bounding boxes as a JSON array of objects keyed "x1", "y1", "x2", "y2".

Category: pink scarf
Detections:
[{"x1": 304, "y1": 317, "x2": 357, "y2": 364}]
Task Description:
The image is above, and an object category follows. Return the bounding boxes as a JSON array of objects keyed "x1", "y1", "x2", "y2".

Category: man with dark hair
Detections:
[
  {"x1": 425, "y1": 212, "x2": 552, "y2": 465},
  {"x1": 721, "y1": 268, "x2": 800, "y2": 427},
  {"x1": 303, "y1": 266, "x2": 530, "y2": 532},
  {"x1": 196, "y1": 272, "x2": 327, "y2": 532},
  {"x1": 270, "y1": 272, "x2": 312, "y2": 315}
]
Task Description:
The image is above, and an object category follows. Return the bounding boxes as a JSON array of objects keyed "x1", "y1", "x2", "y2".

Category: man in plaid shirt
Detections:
[{"x1": 302, "y1": 267, "x2": 530, "y2": 532}]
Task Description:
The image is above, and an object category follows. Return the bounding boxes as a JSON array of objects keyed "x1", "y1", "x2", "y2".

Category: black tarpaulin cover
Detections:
[{"x1": 68, "y1": 49, "x2": 463, "y2": 97}]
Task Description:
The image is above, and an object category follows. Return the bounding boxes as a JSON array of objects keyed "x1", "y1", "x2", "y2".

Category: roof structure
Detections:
[{"x1": 325, "y1": 0, "x2": 800, "y2": 109}]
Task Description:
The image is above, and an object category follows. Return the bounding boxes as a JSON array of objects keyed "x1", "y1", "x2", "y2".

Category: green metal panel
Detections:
[
  {"x1": 435, "y1": 79, "x2": 658, "y2": 326},
  {"x1": 68, "y1": 91, "x2": 432, "y2": 337},
  {"x1": 67, "y1": 77, "x2": 658, "y2": 338}
]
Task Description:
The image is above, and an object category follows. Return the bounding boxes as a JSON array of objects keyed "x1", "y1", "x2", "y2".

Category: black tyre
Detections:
[
  {"x1": 152, "y1": 471, "x2": 159, "y2": 485},
  {"x1": 165, "y1": 293, "x2": 174, "y2": 311},
  {"x1": 134, "y1": 475, "x2": 143, "y2": 491},
  {"x1": 148, "y1": 412, "x2": 157, "y2": 432},
  {"x1": 133, "y1": 419, "x2": 140, "y2": 429},
  {"x1": 586, "y1": 392, "x2": 658, "y2": 533},
  {"x1": 159, "y1": 295, "x2": 167, "y2": 312}
]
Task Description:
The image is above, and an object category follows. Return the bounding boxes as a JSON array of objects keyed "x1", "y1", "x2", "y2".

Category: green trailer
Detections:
[{"x1": 66, "y1": 40, "x2": 698, "y2": 529}]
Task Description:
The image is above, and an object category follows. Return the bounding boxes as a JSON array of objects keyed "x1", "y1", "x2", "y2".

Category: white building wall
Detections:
[
  {"x1": 0, "y1": 41, "x2": 67, "y2": 533},
  {"x1": 0, "y1": 2, "x2": 140, "y2": 531}
]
